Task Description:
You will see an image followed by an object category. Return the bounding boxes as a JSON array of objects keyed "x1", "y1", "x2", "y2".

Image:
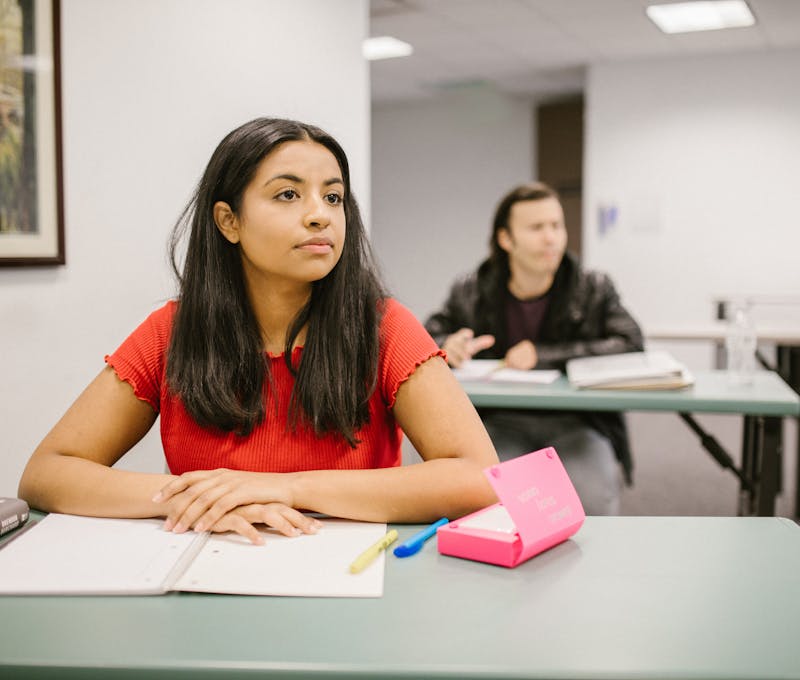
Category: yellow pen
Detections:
[{"x1": 349, "y1": 529, "x2": 398, "y2": 574}]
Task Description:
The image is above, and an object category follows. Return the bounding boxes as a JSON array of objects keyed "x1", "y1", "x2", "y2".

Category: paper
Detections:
[
  {"x1": 457, "y1": 504, "x2": 517, "y2": 534},
  {"x1": 0, "y1": 515, "x2": 202, "y2": 595},
  {"x1": 0, "y1": 514, "x2": 387, "y2": 597},
  {"x1": 490, "y1": 367, "x2": 562, "y2": 384},
  {"x1": 452, "y1": 359, "x2": 560, "y2": 385},
  {"x1": 451, "y1": 359, "x2": 503, "y2": 380},
  {"x1": 175, "y1": 518, "x2": 387, "y2": 597},
  {"x1": 566, "y1": 351, "x2": 694, "y2": 390}
]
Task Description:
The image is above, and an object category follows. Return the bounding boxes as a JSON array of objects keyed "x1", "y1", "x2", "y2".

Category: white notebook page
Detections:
[
  {"x1": 0, "y1": 514, "x2": 388, "y2": 597},
  {"x1": 175, "y1": 518, "x2": 387, "y2": 597},
  {"x1": 0, "y1": 515, "x2": 202, "y2": 595}
]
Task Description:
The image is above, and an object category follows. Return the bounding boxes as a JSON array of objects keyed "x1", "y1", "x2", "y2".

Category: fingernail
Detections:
[
  {"x1": 195, "y1": 522, "x2": 206, "y2": 532},
  {"x1": 163, "y1": 520, "x2": 173, "y2": 531},
  {"x1": 292, "y1": 528, "x2": 302, "y2": 536},
  {"x1": 173, "y1": 523, "x2": 186, "y2": 533}
]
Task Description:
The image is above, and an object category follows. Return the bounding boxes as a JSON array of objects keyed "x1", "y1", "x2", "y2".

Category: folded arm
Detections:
[
  {"x1": 294, "y1": 355, "x2": 499, "y2": 520},
  {"x1": 18, "y1": 366, "x2": 173, "y2": 517},
  {"x1": 157, "y1": 356, "x2": 499, "y2": 539},
  {"x1": 21, "y1": 359, "x2": 499, "y2": 544}
]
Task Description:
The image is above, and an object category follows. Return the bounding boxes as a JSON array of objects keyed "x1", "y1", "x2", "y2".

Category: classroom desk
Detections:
[
  {"x1": 646, "y1": 324, "x2": 800, "y2": 374},
  {"x1": 647, "y1": 324, "x2": 800, "y2": 346},
  {"x1": 461, "y1": 370, "x2": 800, "y2": 517},
  {"x1": 1, "y1": 516, "x2": 799, "y2": 680},
  {"x1": 648, "y1": 326, "x2": 800, "y2": 515}
]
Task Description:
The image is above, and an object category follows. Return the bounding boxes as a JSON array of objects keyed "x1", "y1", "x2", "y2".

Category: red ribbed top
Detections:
[{"x1": 105, "y1": 299, "x2": 443, "y2": 475}]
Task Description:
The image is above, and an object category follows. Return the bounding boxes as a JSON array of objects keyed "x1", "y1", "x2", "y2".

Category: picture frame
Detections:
[{"x1": 0, "y1": 0, "x2": 63, "y2": 266}]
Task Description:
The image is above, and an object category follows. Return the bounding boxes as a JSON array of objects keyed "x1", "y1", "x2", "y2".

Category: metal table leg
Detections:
[
  {"x1": 741, "y1": 415, "x2": 783, "y2": 517},
  {"x1": 776, "y1": 345, "x2": 800, "y2": 518},
  {"x1": 739, "y1": 416, "x2": 755, "y2": 516}
]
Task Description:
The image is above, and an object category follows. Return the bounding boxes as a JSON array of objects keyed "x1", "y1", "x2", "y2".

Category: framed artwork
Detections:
[{"x1": 0, "y1": 0, "x2": 63, "y2": 266}]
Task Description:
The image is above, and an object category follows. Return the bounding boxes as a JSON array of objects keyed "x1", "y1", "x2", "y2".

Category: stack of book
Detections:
[{"x1": 566, "y1": 351, "x2": 694, "y2": 390}]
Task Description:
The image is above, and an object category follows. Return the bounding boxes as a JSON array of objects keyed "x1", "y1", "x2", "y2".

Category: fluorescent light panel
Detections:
[
  {"x1": 646, "y1": 1, "x2": 756, "y2": 34},
  {"x1": 363, "y1": 36, "x2": 413, "y2": 61}
]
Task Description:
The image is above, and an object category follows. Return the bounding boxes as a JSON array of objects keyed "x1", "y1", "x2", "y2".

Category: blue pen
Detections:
[{"x1": 393, "y1": 518, "x2": 449, "y2": 558}]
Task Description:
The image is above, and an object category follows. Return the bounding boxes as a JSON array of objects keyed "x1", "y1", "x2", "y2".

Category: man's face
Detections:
[{"x1": 498, "y1": 197, "x2": 567, "y2": 280}]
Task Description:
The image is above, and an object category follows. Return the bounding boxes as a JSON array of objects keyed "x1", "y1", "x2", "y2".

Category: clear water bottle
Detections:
[{"x1": 725, "y1": 304, "x2": 757, "y2": 385}]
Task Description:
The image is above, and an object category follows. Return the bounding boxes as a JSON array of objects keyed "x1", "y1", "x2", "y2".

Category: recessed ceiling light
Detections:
[
  {"x1": 646, "y1": 0, "x2": 756, "y2": 34},
  {"x1": 363, "y1": 36, "x2": 414, "y2": 61}
]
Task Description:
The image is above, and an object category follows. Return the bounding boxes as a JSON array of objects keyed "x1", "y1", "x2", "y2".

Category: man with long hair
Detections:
[{"x1": 426, "y1": 182, "x2": 643, "y2": 515}]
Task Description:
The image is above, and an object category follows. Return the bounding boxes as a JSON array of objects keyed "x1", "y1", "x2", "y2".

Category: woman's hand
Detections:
[
  {"x1": 153, "y1": 468, "x2": 314, "y2": 537},
  {"x1": 208, "y1": 503, "x2": 322, "y2": 545}
]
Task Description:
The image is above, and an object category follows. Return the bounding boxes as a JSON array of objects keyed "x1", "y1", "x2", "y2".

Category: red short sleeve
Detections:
[
  {"x1": 378, "y1": 299, "x2": 445, "y2": 408},
  {"x1": 104, "y1": 301, "x2": 176, "y2": 412}
]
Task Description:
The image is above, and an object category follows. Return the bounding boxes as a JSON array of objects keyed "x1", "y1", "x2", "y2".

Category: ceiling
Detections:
[{"x1": 369, "y1": 0, "x2": 800, "y2": 102}]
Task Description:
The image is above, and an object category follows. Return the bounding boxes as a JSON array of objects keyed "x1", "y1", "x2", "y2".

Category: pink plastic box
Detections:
[{"x1": 437, "y1": 447, "x2": 585, "y2": 568}]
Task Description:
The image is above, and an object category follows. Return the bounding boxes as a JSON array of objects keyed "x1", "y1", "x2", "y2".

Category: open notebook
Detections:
[
  {"x1": 566, "y1": 350, "x2": 694, "y2": 390},
  {"x1": 452, "y1": 359, "x2": 561, "y2": 385},
  {"x1": 0, "y1": 514, "x2": 387, "y2": 597}
]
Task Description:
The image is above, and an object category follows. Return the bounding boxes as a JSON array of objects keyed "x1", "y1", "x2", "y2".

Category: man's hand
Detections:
[
  {"x1": 443, "y1": 328, "x2": 496, "y2": 367},
  {"x1": 504, "y1": 340, "x2": 538, "y2": 370}
]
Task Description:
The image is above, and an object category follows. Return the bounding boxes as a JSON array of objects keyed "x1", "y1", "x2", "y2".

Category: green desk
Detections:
[
  {"x1": 1, "y1": 516, "x2": 799, "y2": 679},
  {"x1": 461, "y1": 370, "x2": 800, "y2": 516},
  {"x1": 649, "y1": 326, "x2": 800, "y2": 518}
]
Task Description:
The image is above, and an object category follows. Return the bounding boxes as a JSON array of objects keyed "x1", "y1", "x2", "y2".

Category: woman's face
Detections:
[{"x1": 215, "y1": 139, "x2": 346, "y2": 292}]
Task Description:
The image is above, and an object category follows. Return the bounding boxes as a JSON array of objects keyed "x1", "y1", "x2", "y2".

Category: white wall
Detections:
[
  {"x1": 371, "y1": 85, "x2": 534, "y2": 322},
  {"x1": 373, "y1": 54, "x2": 799, "y2": 517},
  {"x1": 584, "y1": 50, "x2": 799, "y2": 518},
  {"x1": 0, "y1": 0, "x2": 369, "y2": 497},
  {"x1": 584, "y1": 50, "x2": 800, "y2": 342}
]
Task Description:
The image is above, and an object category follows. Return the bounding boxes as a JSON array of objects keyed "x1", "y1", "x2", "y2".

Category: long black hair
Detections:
[
  {"x1": 473, "y1": 181, "x2": 562, "y2": 340},
  {"x1": 486, "y1": 181, "x2": 560, "y2": 280},
  {"x1": 167, "y1": 118, "x2": 385, "y2": 445}
]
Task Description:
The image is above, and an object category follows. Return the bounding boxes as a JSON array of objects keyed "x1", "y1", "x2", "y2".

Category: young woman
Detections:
[{"x1": 18, "y1": 118, "x2": 498, "y2": 544}]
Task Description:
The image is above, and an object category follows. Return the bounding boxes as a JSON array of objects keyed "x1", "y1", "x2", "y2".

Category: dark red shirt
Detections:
[
  {"x1": 505, "y1": 289, "x2": 551, "y2": 348},
  {"x1": 106, "y1": 299, "x2": 442, "y2": 475}
]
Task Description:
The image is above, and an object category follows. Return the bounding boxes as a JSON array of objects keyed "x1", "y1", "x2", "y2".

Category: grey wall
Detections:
[
  {"x1": 371, "y1": 85, "x2": 534, "y2": 323},
  {"x1": 582, "y1": 49, "x2": 800, "y2": 517},
  {"x1": 0, "y1": 0, "x2": 369, "y2": 497},
  {"x1": 584, "y1": 49, "x2": 800, "y2": 335}
]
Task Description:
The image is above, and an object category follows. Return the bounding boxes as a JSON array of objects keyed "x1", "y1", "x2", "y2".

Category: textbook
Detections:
[
  {"x1": 452, "y1": 359, "x2": 561, "y2": 385},
  {"x1": 0, "y1": 513, "x2": 388, "y2": 597},
  {"x1": 566, "y1": 350, "x2": 694, "y2": 390}
]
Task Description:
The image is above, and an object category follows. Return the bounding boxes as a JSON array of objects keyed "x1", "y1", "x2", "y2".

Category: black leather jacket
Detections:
[{"x1": 425, "y1": 252, "x2": 644, "y2": 483}]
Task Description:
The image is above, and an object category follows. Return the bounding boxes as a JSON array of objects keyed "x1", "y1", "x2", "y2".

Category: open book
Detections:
[
  {"x1": 452, "y1": 359, "x2": 561, "y2": 385},
  {"x1": 0, "y1": 513, "x2": 387, "y2": 597},
  {"x1": 566, "y1": 351, "x2": 694, "y2": 390}
]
